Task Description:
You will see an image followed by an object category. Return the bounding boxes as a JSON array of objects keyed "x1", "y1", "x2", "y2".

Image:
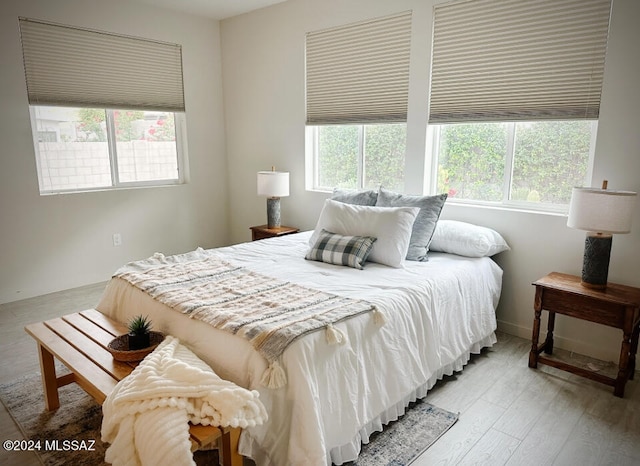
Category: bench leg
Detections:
[
  {"x1": 221, "y1": 427, "x2": 243, "y2": 466},
  {"x1": 37, "y1": 343, "x2": 60, "y2": 410}
]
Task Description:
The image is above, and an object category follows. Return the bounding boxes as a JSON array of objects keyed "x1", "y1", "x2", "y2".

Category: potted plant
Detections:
[{"x1": 127, "y1": 315, "x2": 152, "y2": 350}]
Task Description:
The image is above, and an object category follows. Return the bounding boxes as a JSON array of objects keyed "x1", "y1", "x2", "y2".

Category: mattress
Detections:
[{"x1": 97, "y1": 231, "x2": 502, "y2": 466}]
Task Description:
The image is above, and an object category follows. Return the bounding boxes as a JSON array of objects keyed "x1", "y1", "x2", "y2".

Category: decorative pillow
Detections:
[
  {"x1": 375, "y1": 188, "x2": 447, "y2": 261},
  {"x1": 429, "y1": 220, "x2": 510, "y2": 257},
  {"x1": 309, "y1": 199, "x2": 419, "y2": 268},
  {"x1": 331, "y1": 188, "x2": 378, "y2": 206},
  {"x1": 305, "y1": 229, "x2": 377, "y2": 269}
]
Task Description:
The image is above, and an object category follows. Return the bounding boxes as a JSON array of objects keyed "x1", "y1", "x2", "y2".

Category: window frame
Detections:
[
  {"x1": 428, "y1": 120, "x2": 598, "y2": 213},
  {"x1": 306, "y1": 125, "x2": 362, "y2": 192},
  {"x1": 29, "y1": 106, "x2": 187, "y2": 195},
  {"x1": 306, "y1": 124, "x2": 407, "y2": 193}
]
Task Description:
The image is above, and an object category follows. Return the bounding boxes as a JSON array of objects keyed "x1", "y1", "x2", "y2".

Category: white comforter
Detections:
[{"x1": 97, "y1": 231, "x2": 502, "y2": 466}]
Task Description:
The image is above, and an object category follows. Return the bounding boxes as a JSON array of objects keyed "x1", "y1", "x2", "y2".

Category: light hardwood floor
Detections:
[{"x1": 1, "y1": 284, "x2": 639, "y2": 466}]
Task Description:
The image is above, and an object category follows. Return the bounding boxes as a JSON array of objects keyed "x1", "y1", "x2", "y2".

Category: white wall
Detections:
[
  {"x1": 0, "y1": 0, "x2": 228, "y2": 304},
  {"x1": 221, "y1": 0, "x2": 640, "y2": 362}
]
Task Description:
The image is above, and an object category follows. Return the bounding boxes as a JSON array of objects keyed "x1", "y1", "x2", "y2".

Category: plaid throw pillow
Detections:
[{"x1": 305, "y1": 229, "x2": 377, "y2": 269}]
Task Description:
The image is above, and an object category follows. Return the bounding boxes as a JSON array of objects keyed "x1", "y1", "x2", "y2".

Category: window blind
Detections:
[
  {"x1": 428, "y1": 0, "x2": 612, "y2": 124},
  {"x1": 19, "y1": 18, "x2": 185, "y2": 112},
  {"x1": 306, "y1": 11, "x2": 412, "y2": 125}
]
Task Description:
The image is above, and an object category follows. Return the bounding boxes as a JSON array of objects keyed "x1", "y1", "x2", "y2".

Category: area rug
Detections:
[
  {"x1": 349, "y1": 399, "x2": 458, "y2": 465},
  {"x1": 0, "y1": 373, "x2": 457, "y2": 466}
]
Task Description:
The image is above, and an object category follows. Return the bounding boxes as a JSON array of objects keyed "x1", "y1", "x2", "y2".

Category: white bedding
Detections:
[{"x1": 97, "y1": 231, "x2": 502, "y2": 466}]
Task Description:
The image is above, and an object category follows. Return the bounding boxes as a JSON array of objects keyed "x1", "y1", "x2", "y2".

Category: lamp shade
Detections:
[
  {"x1": 567, "y1": 187, "x2": 637, "y2": 234},
  {"x1": 257, "y1": 171, "x2": 289, "y2": 198}
]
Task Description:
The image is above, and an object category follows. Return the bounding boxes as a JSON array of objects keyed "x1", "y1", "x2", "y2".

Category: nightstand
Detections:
[
  {"x1": 250, "y1": 225, "x2": 299, "y2": 241},
  {"x1": 529, "y1": 272, "x2": 640, "y2": 397}
]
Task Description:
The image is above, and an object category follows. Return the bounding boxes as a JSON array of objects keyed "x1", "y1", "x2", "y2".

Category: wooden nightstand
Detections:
[
  {"x1": 250, "y1": 225, "x2": 299, "y2": 241},
  {"x1": 529, "y1": 272, "x2": 640, "y2": 397}
]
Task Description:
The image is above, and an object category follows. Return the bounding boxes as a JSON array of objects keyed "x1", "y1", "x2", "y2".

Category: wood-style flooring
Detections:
[{"x1": 1, "y1": 283, "x2": 639, "y2": 465}]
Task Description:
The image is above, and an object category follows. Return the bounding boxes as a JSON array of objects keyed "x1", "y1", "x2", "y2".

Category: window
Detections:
[
  {"x1": 305, "y1": 12, "x2": 412, "y2": 192},
  {"x1": 308, "y1": 124, "x2": 406, "y2": 192},
  {"x1": 428, "y1": 0, "x2": 611, "y2": 209},
  {"x1": 433, "y1": 121, "x2": 596, "y2": 208},
  {"x1": 31, "y1": 106, "x2": 183, "y2": 193},
  {"x1": 19, "y1": 18, "x2": 186, "y2": 194}
]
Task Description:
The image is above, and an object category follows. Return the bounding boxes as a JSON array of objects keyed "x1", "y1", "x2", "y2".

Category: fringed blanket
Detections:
[
  {"x1": 101, "y1": 336, "x2": 267, "y2": 466},
  {"x1": 114, "y1": 251, "x2": 384, "y2": 388}
]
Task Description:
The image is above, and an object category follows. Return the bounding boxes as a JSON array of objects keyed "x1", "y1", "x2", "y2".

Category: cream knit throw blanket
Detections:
[
  {"x1": 114, "y1": 251, "x2": 384, "y2": 388},
  {"x1": 101, "y1": 336, "x2": 267, "y2": 466}
]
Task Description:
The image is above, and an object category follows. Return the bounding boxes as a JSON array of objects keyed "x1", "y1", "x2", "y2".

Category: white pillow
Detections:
[
  {"x1": 429, "y1": 220, "x2": 510, "y2": 257},
  {"x1": 309, "y1": 199, "x2": 419, "y2": 268}
]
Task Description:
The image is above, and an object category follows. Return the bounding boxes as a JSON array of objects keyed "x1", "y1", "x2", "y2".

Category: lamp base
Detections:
[
  {"x1": 580, "y1": 280, "x2": 607, "y2": 291},
  {"x1": 581, "y1": 233, "x2": 612, "y2": 289},
  {"x1": 266, "y1": 197, "x2": 281, "y2": 229}
]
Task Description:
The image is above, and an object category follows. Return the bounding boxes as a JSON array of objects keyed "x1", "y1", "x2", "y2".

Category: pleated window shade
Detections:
[
  {"x1": 19, "y1": 17, "x2": 185, "y2": 112},
  {"x1": 306, "y1": 11, "x2": 412, "y2": 125},
  {"x1": 429, "y1": 0, "x2": 612, "y2": 124}
]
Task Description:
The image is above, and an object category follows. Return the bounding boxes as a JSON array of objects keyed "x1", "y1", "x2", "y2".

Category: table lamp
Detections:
[
  {"x1": 257, "y1": 168, "x2": 289, "y2": 228},
  {"x1": 567, "y1": 180, "x2": 637, "y2": 289}
]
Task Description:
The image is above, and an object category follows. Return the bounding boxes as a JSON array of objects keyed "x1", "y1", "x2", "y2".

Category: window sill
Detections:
[
  {"x1": 40, "y1": 180, "x2": 184, "y2": 196},
  {"x1": 444, "y1": 199, "x2": 568, "y2": 217}
]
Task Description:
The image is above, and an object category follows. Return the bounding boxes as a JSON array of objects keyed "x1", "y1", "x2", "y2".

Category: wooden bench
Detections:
[{"x1": 25, "y1": 309, "x2": 243, "y2": 466}]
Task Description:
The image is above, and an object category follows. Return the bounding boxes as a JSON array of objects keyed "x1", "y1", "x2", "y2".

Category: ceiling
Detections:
[{"x1": 130, "y1": 0, "x2": 288, "y2": 20}]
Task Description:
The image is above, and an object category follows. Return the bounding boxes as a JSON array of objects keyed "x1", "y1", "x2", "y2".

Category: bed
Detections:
[{"x1": 97, "y1": 198, "x2": 507, "y2": 466}]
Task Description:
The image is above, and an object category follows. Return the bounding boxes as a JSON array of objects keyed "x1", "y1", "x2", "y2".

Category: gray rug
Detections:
[
  {"x1": 349, "y1": 399, "x2": 458, "y2": 465},
  {"x1": 0, "y1": 373, "x2": 457, "y2": 466}
]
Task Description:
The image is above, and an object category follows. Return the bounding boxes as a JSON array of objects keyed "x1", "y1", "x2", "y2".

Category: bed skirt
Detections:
[{"x1": 240, "y1": 332, "x2": 497, "y2": 466}]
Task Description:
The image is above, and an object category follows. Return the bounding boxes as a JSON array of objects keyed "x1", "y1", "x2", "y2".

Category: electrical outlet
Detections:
[{"x1": 113, "y1": 233, "x2": 122, "y2": 247}]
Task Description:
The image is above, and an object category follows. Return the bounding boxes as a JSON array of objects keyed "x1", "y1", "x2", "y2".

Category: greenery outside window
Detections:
[
  {"x1": 307, "y1": 124, "x2": 406, "y2": 193},
  {"x1": 432, "y1": 121, "x2": 597, "y2": 210}
]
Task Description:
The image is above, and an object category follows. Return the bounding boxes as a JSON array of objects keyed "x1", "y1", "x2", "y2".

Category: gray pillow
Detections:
[
  {"x1": 331, "y1": 188, "x2": 378, "y2": 206},
  {"x1": 375, "y1": 188, "x2": 447, "y2": 261}
]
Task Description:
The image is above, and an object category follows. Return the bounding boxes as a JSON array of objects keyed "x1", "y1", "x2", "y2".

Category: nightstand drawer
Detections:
[{"x1": 540, "y1": 287, "x2": 626, "y2": 328}]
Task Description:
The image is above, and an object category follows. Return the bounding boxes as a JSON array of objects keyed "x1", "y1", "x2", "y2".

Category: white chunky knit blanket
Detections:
[
  {"x1": 114, "y1": 251, "x2": 383, "y2": 388},
  {"x1": 101, "y1": 336, "x2": 267, "y2": 466}
]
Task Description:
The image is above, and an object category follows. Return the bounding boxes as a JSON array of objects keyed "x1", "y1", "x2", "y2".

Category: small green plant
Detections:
[
  {"x1": 127, "y1": 315, "x2": 152, "y2": 336},
  {"x1": 127, "y1": 315, "x2": 152, "y2": 350}
]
